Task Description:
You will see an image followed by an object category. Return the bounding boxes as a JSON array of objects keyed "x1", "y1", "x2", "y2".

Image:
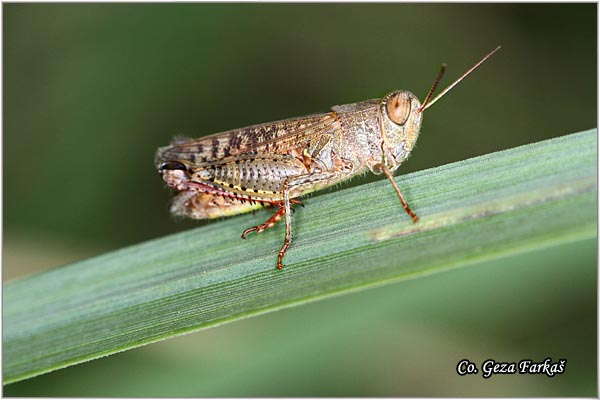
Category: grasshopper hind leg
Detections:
[{"x1": 241, "y1": 205, "x2": 287, "y2": 238}]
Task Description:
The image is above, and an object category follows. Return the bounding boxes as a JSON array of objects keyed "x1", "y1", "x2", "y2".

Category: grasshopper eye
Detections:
[
  {"x1": 159, "y1": 161, "x2": 187, "y2": 171},
  {"x1": 386, "y1": 92, "x2": 411, "y2": 125}
]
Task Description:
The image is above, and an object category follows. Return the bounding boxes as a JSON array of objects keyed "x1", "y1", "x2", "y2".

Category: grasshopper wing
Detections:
[{"x1": 155, "y1": 112, "x2": 340, "y2": 166}]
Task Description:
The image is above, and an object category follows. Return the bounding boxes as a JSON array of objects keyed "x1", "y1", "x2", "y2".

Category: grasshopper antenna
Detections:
[
  {"x1": 418, "y1": 63, "x2": 446, "y2": 113},
  {"x1": 418, "y1": 45, "x2": 501, "y2": 113}
]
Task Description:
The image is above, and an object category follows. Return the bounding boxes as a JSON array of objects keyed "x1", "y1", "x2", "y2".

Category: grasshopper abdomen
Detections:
[{"x1": 191, "y1": 154, "x2": 307, "y2": 199}]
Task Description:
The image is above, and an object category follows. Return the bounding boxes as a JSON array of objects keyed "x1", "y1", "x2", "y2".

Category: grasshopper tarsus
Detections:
[
  {"x1": 409, "y1": 212, "x2": 419, "y2": 224},
  {"x1": 292, "y1": 199, "x2": 305, "y2": 208}
]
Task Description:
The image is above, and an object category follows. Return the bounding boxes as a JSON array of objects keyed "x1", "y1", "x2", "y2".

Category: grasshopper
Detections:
[{"x1": 156, "y1": 46, "x2": 500, "y2": 269}]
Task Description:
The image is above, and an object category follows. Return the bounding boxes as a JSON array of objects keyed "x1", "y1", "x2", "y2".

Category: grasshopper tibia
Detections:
[
  {"x1": 241, "y1": 205, "x2": 286, "y2": 238},
  {"x1": 378, "y1": 164, "x2": 419, "y2": 223}
]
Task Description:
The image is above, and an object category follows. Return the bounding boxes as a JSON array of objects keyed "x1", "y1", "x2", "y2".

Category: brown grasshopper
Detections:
[{"x1": 156, "y1": 46, "x2": 500, "y2": 269}]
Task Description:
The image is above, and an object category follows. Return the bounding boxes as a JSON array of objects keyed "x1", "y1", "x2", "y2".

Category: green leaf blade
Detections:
[{"x1": 4, "y1": 129, "x2": 597, "y2": 384}]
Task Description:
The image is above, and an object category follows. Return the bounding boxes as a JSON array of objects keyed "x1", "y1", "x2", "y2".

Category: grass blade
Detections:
[{"x1": 4, "y1": 129, "x2": 597, "y2": 384}]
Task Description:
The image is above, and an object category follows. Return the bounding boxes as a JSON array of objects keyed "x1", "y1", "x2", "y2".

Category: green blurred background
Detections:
[{"x1": 3, "y1": 3, "x2": 597, "y2": 396}]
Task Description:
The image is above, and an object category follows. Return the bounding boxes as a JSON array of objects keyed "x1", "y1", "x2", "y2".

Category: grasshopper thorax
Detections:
[{"x1": 378, "y1": 90, "x2": 423, "y2": 173}]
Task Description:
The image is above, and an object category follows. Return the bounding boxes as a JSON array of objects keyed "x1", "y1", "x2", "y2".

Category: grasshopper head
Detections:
[
  {"x1": 379, "y1": 90, "x2": 423, "y2": 172},
  {"x1": 376, "y1": 46, "x2": 501, "y2": 174}
]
